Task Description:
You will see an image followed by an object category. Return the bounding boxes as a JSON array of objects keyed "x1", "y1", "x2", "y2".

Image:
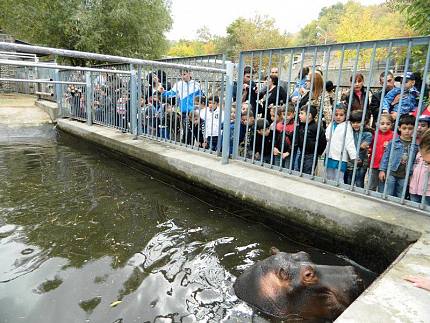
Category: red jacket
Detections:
[{"x1": 369, "y1": 129, "x2": 393, "y2": 169}]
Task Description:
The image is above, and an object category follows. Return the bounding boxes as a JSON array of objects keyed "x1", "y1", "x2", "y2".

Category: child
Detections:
[
  {"x1": 325, "y1": 104, "x2": 357, "y2": 182},
  {"x1": 188, "y1": 109, "x2": 205, "y2": 147},
  {"x1": 201, "y1": 96, "x2": 224, "y2": 151},
  {"x1": 344, "y1": 110, "x2": 373, "y2": 188},
  {"x1": 409, "y1": 116, "x2": 430, "y2": 204},
  {"x1": 239, "y1": 110, "x2": 255, "y2": 158},
  {"x1": 368, "y1": 114, "x2": 394, "y2": 191},
  {"x1": 272, "y1": 104, "x2": 295, "y2": 168},
  {"x1": 295, "y1": 105, "x2": 327, "y2": 174},
  {"x1": 254, "y1": 118, "x2": 273, "y2": 163},
  {"x1": 382, "y1": 72, "x2": 419, "y2": 119},
  {"x1": 379, "y1": 115, "x2": 418, "y2": 198}
]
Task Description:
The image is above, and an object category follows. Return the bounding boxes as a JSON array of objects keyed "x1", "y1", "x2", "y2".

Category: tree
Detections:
[
  {"x1": 0, "y1": 0, "x2": 172, "y2": 64},
  {"x1": 217, "y1": 15, "x2": 292, "y2": 61},
  {"x1": 387, "y1": 0, "x2": 430, "y2": 35}
]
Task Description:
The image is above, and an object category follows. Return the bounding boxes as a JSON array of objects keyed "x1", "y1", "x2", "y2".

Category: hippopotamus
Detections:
[{"x1": 233, "y1": 247, "x2": 366, "y2": 321}]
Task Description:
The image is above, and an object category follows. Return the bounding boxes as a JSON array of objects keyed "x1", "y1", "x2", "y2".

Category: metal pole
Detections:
[
  {"x1": 85, "y1": 71, "x2": 92, "y2": 126},
  {"x1": 222, "y1": 62, "x2": 234, "y2": 164},
  {"x1": 130, "y1": 64, "x2": 138, "y2": 136}
]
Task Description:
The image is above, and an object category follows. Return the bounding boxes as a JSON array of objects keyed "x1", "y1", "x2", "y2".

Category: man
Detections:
[
  {"x1": 258, "y1": 67, "x2": 289, "y2": 96},
  {"x1": 232, "y1": 65, "x2": 259, "y2": 117},
  {"x1": 369, "y1": 71, "x2": 395, "y2": 128},
  {"x1": 160, "y1": 69, "x2": 203, "y2": 143}
]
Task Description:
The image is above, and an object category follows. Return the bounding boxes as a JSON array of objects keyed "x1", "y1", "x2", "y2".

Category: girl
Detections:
[
  {"x1": 344, "y1": 110, "x2": 373, "y2": 188},
  {"x1": 409, "y1": 116, "x2": 430, "y2": 205},
  {"x1": 368, "y1": 114, "x2": 394, "y2": 191},
  {"x1": 325, "y1": 104, "x2": 357, "y2": 182},
  {"x1": 271, "y1": 105, "x2": 295, "y2": 168}
]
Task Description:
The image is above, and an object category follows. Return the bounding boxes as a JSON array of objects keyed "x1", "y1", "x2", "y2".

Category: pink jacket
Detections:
[{"x1": 409, "y1": 152, "x2": 430, "y2": 196}]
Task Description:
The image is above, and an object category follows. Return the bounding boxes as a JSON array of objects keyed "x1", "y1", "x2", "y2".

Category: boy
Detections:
[
  {"x1": 254, "y1": 118, "x2": 273, "y2": 163},
  {"x1": 379, "y1": 114, "x2": 419, "y2": 198},
  {"x1": 238, "y1": 110, "x2": 255, "y2": 158},
  {"x1": 382, "y1": 72, "x2": 419, "y2": 119},
  {"x1": 295, "y1": 105, "x2": 327, "y2": 174},
  {"x1": 201, "y1": 96, "x2": 224, "y2": 151}
]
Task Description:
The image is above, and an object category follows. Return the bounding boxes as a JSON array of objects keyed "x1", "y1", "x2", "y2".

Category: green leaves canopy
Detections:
[{"x1": 0, "y1": 0, "x2": 172, "y2": 62}]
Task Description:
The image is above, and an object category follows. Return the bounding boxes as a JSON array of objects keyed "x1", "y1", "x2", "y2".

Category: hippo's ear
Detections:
[{"x1": 270, "y1": 246, "x2": 280, "y2": 255}]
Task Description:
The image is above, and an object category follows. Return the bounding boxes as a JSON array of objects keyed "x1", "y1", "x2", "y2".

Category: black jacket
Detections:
[{"x1": 295, "y1": 120, "x2": 327, "y2": 155}]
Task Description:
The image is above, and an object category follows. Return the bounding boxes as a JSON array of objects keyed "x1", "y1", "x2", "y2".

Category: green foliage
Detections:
[
  {"x1": 387, "y1": 0, "x2": 430, "y2": 35},
  {"x1": 217, "y1": 15, "x2": 292, "y2": 60},
  {"x1": 0, "y1": 0, "x2": 172, "y2": 64}
]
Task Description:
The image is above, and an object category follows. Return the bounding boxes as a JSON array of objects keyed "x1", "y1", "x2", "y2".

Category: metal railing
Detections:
[
  {"x1": 1, "y1": 37, "x2": 430, "y2": 212},
  {"x1": 233, "y1": 36, "x2": 430, "y2": 211}
]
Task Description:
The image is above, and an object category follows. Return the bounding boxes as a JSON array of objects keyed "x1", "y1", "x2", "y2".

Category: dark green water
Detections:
[{"x1": 0, "y1": 126, "x2": 373, "y2": 323}]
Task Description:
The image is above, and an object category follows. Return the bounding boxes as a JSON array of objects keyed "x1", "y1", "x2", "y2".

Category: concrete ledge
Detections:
[
  {"x1": 57, "y1": 119, "x2": 430, "y2": 322},
  {"x1": 35, "y1": 100, "x2": 59, "y2": 123}
]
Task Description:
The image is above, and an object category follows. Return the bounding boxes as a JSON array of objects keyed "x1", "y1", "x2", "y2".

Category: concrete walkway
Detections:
[
  {"x1": 0, "y1": 94, "x2": 52, "y2": 125},
  {"x1": 56, "y1": 118, "x2": 430, "y2": 323}
]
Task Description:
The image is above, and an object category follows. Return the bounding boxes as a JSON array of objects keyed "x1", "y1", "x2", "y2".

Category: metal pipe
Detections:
[
  {"x1": 35, "y1": 91, "x2": 54, "y2": 96},
  {"x1": 0, "y1": 42, "x2": 226, "y2": 73},
  {"x1": 0, "y1": 78, "x2": 86, "y2": 85},
  {"x1": 0, "y1": 59, "x2": 132, "y2": 74}
]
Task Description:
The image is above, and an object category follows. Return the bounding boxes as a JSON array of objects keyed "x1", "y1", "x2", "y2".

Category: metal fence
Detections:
[
  {"x1": 1, "y1": 37, "x2": 430, "y2": 212},
  {"x1": 233, "y1": 36, "x2": 430, "y2": 211}
]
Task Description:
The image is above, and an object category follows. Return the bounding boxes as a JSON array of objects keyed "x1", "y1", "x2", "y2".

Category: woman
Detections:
[
  {"x1": 260, "y1": 75, "x2": 287, "y2": 121},
  {"x1": 341, "y1": 73, "x2": 370, "y2": 118},
  {"x1": 299, "y1": 72, "x2": 332, "y2": 126}
]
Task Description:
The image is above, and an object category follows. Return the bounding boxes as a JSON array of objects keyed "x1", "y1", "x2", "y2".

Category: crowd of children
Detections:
[{"x1": 136, "y1": 66, "x2": 430, "y2": 206}]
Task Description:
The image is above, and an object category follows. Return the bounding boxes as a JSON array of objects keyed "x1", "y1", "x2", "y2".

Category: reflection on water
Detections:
[{"x1": 0, "y1": 126, "x2": 373, "y2": 322}]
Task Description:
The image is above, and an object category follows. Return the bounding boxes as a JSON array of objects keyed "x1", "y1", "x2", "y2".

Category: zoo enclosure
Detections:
[{"x1": 0, "y1": 36, "x2": 429, "y2": 212}]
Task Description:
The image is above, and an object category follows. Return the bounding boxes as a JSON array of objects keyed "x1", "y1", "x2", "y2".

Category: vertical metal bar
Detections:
[
  {"x1": 130, "y1": 64, "x2": 138, "y2": 136},
  {"x1": 289, "y1": 48, "x2": 306, "y2": 173},
  {"x1": 401, "y1": 40, "x2": 430, "y2": 203},
  {"x1": 233, "y1": 53, "x2": 245, "y2": 158},
  {"x1": 260, "y1": 50, "x2": 273, "y2": 165},
  {"x1": 137, "y1": 66, "x2": 142, "y2": 136},
  {"x1": 324, "y1": 45, "x2": 346, "y2": 183},
  {"x1": 365, "y1": 42, "x2": 393, "y2": 194},
  {"x1": 299, "y1": 47, "x2": 318, "y2": 175},
  {"x1": 85, "y1": 71, "x2": 92, "y2": 125},
  {"x1": 53, "y1": 69, "x2": 62, "y2": 117},
  {"x1": 222, "y1": 62, "x2": 234, "y2": 164},
  {"x1": 279, "y1": 50, "x2": 294, "y2": 170},
  {"x1": 350, "y1": 43, "x2": 377, "y2": 189},
  {"x1": 383, "y1": 40, "x2": 413, "y2": 199}
]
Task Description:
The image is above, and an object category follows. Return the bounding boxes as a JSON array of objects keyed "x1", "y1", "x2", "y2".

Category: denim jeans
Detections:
[
  {"x1": 410, "y1": 194, "x2": 430, "y2": 205},
  {"x1": 382, "y1": 175, "x2": 406, "y2": 198},
  {"x1": 294, "y1": 153, "x2": 316, "y2": 175},
  {"x1": 344, "y1": 167, "x2": 367, "y2": 188}
]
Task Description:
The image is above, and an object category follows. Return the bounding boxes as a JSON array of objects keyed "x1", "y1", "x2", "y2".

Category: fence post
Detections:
[
  {"x1": 85, "y1": 71, "x2": 92, "y2": 126},
  {"x1": 232, "y1": 54, "x2": 244, "y2": 159},
  {"x1": 137, "y1": 65, "x2": 142, "y2": 136},
  {"x1": 53, "y1": 69, "x2": 63, "y2": 117},
  {"x1": 222, "y1": 62, "x2": 234, "y2": 164},
  {"x1": 130, "y1": 64, "x2": 138, "y2": 136}
]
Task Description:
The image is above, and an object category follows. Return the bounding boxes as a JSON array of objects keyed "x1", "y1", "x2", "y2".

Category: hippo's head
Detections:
[{"x1": 233, "y1": 247, "x2": 365, "y2": 320}]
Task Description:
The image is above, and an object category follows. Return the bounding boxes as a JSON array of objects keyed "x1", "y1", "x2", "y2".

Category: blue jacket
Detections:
[
  {"x1": 379, "y1": 137, "x2": 418, "y2": 174},
  {"x1": 382, "y1": 86, "x2": 419, "y2": 115}
]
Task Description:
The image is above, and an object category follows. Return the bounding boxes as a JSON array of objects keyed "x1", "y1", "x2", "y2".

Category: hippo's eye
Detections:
[{"x1": 278, "y1": 268, "x2": 290, "y2": 281}]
